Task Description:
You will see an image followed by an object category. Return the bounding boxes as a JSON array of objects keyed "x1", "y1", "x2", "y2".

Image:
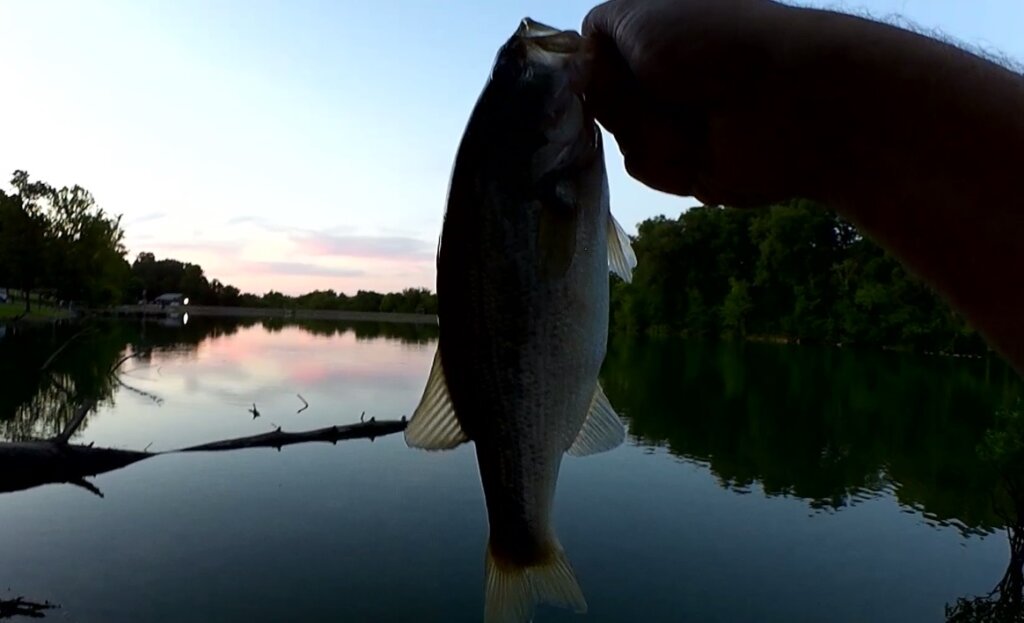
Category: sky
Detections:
[{"x1": 1, "y1": 1, "x2": 1022, "y2": 296}]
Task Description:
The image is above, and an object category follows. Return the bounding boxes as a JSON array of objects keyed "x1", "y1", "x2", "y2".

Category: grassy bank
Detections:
[{"x1": 0, "y1": 301, "x2": 73, "y2": 321}]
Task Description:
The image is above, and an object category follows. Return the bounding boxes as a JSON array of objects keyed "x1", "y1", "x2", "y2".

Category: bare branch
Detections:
[
  {"x1": 176, "y1": 418, "x2": 407, "y2": 453},
  {"x1": 39, "y1": 327, "x2": 93, "y2": 372},
  {"x1": 114, "y1": 377, "x2": 164, "y2": 405},
  {"x1": 53, "y1": 400, "x2": 95, "y2": 444},
  {"x1": 67, "y1": 477, "x2": 104, "y2": 498}
]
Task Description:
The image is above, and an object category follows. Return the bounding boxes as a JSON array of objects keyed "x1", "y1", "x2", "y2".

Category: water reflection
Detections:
[
  {"x1": 0, "y1": 317, "x2": 437, "y2": 443},
  {"x1": 601, "y1": 337, "x2": 1021, "y2": 534},
  {"x1": 0, "y1": 318, "x2": 424, "y2": 502},
  {"x1": 601, "y1": 337, "x2": 1024, "y2": 621},
  {"x1": 2, "y1": 320, "x2": 1023, "y2": 621},
  {"x1": 946, "y1": 405, "x2": 1024, "y2": 621}
]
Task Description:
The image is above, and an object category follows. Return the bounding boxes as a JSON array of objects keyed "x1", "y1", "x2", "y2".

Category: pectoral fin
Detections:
[
  {"x1": 405, "y1": 349, "x2": 469, "y2": 450},
  {"x1": 607, "y1": 213, "x2": 637, "y2": 283},
  {"x1": 567, "y1": 382, "x2": 626, "y2": 457}
]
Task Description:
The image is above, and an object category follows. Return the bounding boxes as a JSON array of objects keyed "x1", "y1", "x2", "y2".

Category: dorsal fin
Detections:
[{"x1": 405, "y1": 349, "x2": 469, "y2": 450}]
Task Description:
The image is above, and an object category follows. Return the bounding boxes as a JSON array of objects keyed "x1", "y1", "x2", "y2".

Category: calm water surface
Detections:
[{"x1": 0, "y1": 317, "x2": 1021, "y2": 622}]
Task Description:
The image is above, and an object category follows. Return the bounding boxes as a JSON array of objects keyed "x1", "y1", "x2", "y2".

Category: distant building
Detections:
[{"x1": 153, "y1": 293, "x2": 189, "y2": 307}]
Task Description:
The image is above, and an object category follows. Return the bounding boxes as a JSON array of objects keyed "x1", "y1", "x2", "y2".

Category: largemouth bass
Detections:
[{"x1": 405, "y1": 17, "x2": 636, "y2": 623}]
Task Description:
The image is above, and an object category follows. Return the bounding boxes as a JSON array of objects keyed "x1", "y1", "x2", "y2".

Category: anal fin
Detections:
[
  {"x1": 568, "y1": 381, "x2": 625, "y2": 457},
  {"x1": 404, "y1": 348, "x2": 469, "y2": 450}
]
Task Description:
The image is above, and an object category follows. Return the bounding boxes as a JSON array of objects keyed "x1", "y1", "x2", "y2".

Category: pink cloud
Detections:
[
  {"x1": 124, "y1": 218, "x2": 438, "y2": 295},
  {"x1": 293, "y1": 231, "x2": 435, "y2": 261}
]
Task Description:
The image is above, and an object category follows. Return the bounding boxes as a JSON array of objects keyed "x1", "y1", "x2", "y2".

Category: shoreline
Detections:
[{"x1": 100, "y1": 304, "x2": 439, "y2": 325}]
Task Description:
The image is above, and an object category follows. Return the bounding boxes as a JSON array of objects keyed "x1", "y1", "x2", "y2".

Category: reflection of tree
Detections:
[
  {"x1": 261, "y1": 317, "x2": 439, "y2": 343},
  {"x1": 600, "y1": 336, "x2": 1022, "y2": 533},
  {"x1": 349, "y1": 321, "x2": 437, "y2": 344},
  {"x1": 0, "y1": 316, "x2": 437, "y2": 442},
  {"x1": 0, "y1": 316, "x2": 416, "y2": 497},
  {"x1": 0, "y1": 324, "x2": 129, "y2": 441},
  {"x1": 947, "y1": 406, "x2": 1024, "y2": 622}
]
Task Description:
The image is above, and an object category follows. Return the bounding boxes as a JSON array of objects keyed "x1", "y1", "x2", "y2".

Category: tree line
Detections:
[
  {"x1": 0, "y1": 171, "x2": 437, "y2": 315},
  {"x1": 610, "y1": 199, "x2": 984, "y2": 354},
  {"x1": 1, "y1": 170, "x2": 986, "y2": 347},
  {"x1": 129, "y1": 252, "x2": 438, "y2": 314}
]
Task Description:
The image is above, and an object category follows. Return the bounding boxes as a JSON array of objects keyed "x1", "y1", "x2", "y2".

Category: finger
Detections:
[
  {"x1": 620, "y1": 110, "x2": 704, "y2": 198},
  {"x1": 582, "y1": 32, "x2": 638, "y2": 138},
  {"x1": 581, "y1": 0, "x2": 620, "y2": 39}
]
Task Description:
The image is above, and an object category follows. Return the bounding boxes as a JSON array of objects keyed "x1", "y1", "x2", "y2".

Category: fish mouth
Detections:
[
  {"x1": 516, "y1": 17, "x2": 562, "y2": 39},
  {"x1": 515, "y1": 17, "x2": 582, "y2": 55}
]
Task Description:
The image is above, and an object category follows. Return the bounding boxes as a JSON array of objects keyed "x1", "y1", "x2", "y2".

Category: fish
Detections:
[{"x1": 404, "y1": 17, "x2": 637, "y2": 623}]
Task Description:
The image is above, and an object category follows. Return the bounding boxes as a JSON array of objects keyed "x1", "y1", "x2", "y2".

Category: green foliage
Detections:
[
  {"x1": 720, "y1": 279, "x2": 752, "y2": 338},
  {"x1": 612, "y1": 201, "x2": 984, "y2": 352},
  {"x1": 0, "y1": 171, "x2": 130, "y2": 309},
  {"x1": 980, "y1": 404, "x2": 1024, "y2": 474}
]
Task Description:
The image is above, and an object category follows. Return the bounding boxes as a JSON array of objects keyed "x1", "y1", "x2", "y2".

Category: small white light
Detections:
[{"x1": 183, "y1": 297, "x2": 190, "y2": 306}]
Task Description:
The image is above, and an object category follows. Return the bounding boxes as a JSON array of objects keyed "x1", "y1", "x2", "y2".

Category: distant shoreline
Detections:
[{"x1": 102, "y1": 305, "x2": 439, "y2": 325}]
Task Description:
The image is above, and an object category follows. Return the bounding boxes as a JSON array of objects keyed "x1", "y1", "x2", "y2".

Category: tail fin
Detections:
[{"x1": 484, "y1": 543, "x2": 587, "y2": 623}]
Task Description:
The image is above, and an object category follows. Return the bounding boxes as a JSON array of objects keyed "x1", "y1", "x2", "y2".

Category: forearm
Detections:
[{"x1": 787, "y1": 5, "x2": 1024, "y2": 371}]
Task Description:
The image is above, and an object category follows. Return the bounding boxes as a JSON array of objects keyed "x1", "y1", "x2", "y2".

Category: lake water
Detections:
[{"x1": 0, "y1": 316, "x2": 1021, "y2": 622}]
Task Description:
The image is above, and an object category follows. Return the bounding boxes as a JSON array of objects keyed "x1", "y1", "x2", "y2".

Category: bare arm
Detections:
[{"x1": 583, "y1": 0, "x2": 1024, "y2": 372}]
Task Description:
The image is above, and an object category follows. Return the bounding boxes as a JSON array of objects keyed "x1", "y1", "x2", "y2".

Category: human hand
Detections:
[{"x1": 583, "y1": 0, "x2": 835, "y2": 207}]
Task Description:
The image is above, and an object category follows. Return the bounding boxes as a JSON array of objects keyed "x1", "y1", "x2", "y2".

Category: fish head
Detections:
[{"x1": 485, "y1": 18, "x2": 600, "y2": 186}]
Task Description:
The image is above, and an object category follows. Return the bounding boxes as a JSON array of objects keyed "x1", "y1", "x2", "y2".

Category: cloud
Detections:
[
  {"x1": 250, "y1": 261, "x2": 365, "y2": 278},
  {"x1": 292, "y1": 231, "x2": 435, "y2": 261},
  {"x1": 225, "y1": 215, "x2": 266, "y2": 226},
  {"x1": 122, "y1": 214, "x2": 435, "y2": 295},
  {"x1": 134, "y1": 239, "x2": 241, "y2": 257},
  {"x1": 125, "y1": 211, "x2": 167, "y2": 226},
  {"x1": 211, "y1": 216, "x2": 436, "y2": 263}
]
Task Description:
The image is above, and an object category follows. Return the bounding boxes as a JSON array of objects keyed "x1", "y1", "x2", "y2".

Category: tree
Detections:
[
  {"x1": 721, "y1": 278, "x2": 753, "y2": 338},
  {"x1": 609, "y1": 200, "x2": 984, "y2": 353},
  {"x1": 0, "y1": 186, "x2": 47, "y2": 309},
  {"x1": 1, "y1": 171, "x2": 129, "y2": 309}
]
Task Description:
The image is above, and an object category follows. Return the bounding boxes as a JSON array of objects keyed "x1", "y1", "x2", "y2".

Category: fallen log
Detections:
[
  {"x1": 0, "y1": 441, "x2": 151, "y2": 497},
  {"x1": 0, "y1": 596, "x2": 58, "y2": 619},
  {"x1": 0, "y1": 417, "x2": 408, "y2": 497},
  {"x1": 175, "y1": 417, "x2": 407, "y2": 453}
]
